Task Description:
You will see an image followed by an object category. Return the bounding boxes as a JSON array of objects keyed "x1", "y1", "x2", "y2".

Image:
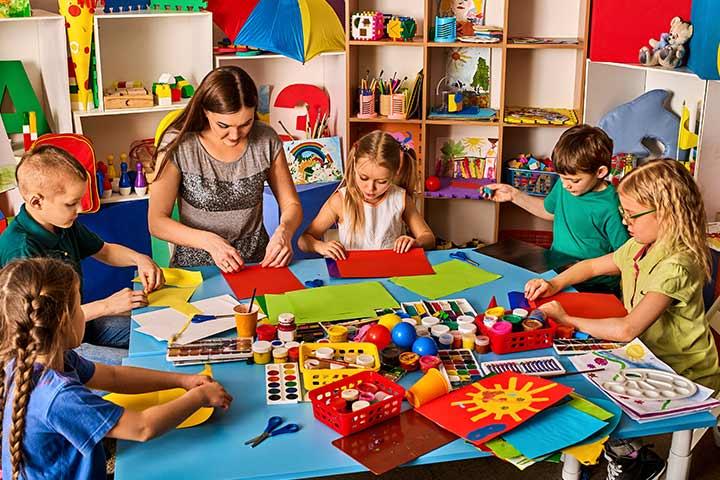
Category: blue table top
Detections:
[{"x1": 118, "y1": 249, "x2": 717, "y2": 480}]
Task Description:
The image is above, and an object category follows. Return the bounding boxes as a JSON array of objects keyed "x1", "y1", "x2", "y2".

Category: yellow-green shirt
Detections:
[{"x1": 613, "y1": 239, "x2": 720, "y2": 392}]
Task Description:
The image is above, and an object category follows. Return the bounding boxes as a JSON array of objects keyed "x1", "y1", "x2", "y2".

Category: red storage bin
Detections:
[
  {"x1": 480, "y1": 318, "x2": 557, "y2": 354},
  {"x1": 309, "y1": 371, "x2": 404, "y2": 436}
]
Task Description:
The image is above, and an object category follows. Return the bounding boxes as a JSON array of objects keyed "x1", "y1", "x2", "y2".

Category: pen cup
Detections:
[
  {"x1": 379, "y1": 94, "x2": 391, "y2": 116},
  {"x1": 234, "y1": 303, "x2": 259, "y2": 338},
  {"x1": 358, "y1": 92, "x2": 377, "y2": 118}
]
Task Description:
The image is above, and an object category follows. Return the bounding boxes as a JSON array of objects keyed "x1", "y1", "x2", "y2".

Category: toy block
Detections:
[
  {"x1": 351, "y1": 11, "x2": 385, "y2": 41},
  {"x1": 150, "y1": 0, "x2": 207, "y2": 12},
  {"x1": 0, "y1": 60, "x2": 50, "y2": 135},
  {"x1": 104, "y1": 1, "x2": 149, "y2": 13},
  {"x1": 157, "y1": 73, "x2": 175, "y2": 85},
  {"x1": 103, "y1": 86, "x2": 153, "y2": 110},
  {"x1": 174, "y1": 76, "x2": 195, "y2": 98},
  {"x1": 153, "y1": 84, "x2": 172, "y2": 106},
  {"x1": 171, "y1": 87, "x2": 181, "y2": 103}
]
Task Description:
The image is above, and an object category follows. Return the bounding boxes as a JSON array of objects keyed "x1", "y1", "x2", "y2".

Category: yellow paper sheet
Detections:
[
  {"x1": 563, "y1": 436, "x2": 608, "y2": 465},
  {"x1": 134, "y1": 268, "x2": 203, "y2": 288},
  {"x1": 171, "y1": 302, "x2": 203, "y2": 318},
  {"x1": 147, "y1": 286, "x2": 197, "y2": 308},
  {"x1": 104, "y1": 365, "x2": 213, "y2": 429}
]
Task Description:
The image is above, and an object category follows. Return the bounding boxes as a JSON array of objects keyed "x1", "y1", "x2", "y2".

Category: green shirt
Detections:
[
  {"x1": 613, "y1": 239, "x2": 720, "y2": 392},
  {"x1": 545, "y1": 182, "x2": 629, "y2": 288},
  {"x1": 0, "y1": 206, "x2": 104, "y2": 284}
]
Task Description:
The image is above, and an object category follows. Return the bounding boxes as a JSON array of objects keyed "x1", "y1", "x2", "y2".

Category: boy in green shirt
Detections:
[
  {"x1": 486, "y1": 124, "x2": 629, "y2": 292},
  {"x1": 0, "y1": 144, "x2": 165, "y2": 364}
]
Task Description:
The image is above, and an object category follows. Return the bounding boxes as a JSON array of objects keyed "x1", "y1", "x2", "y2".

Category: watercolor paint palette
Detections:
[
  {"x1": 265, "y1": 363, "x2": 302, "y2": 405},
  {"x1": 401, "y1": 298, "x2": 477, "y2": 320},
  {"x1": 480, "y1": 356, "x2": 565, "y2": 377},
  {"x1": 166, "y1": 338, "x2": 252, "y2": 366},
  {"x1": 553, "y1": 338, "x2": 628, "y2": 355},
  {"x1": 437, "y1": 349, "x2": 483, "y2": 389},
  {"x1": 602, "y1": 368, "x2": 697, "y2": 401}
]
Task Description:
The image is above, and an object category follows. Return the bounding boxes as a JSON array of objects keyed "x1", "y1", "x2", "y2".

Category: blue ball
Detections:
[
  {"x1": 391, "y1": 322, "x2": 417, "y2": 349},
  {"x1": 412, "y1": 336, "x2": 438, "y2": 357}
]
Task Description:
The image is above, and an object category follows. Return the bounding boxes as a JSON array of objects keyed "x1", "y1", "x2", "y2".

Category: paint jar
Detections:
[
  {"x1": 491, "y1": 321, "x2": 512, "y2": 336},
  {"x1": 379, "y1": 94, "x2": 391, "y2": 116},
  {"x1": 528, "y1": 309, "x2": 547, "y2": 323},
  {"x1": 284, "y1": 341, "x2": 301, "y2": 350},
  {"x1": 512, "y1": 308, "x2": 529, "y2": 319},
  {"x1": 419, "y1": 355, "x2": 441, "y2": 373},
  {"x1": 421, "y1": 316, "x2": 440, "y2": 328},
  {"x1": 315, "y1": 347, "x2": 335, "y2": 360},
  {"x1": 356, "y1": 354, "x2": 375, "y2": 368},
  {"x1": 462, "y1": 334, "x2": 475, "y2": 350},
  {"x1": 437, "y1": 333, "x2": 453, "y2": 349},
  {"x1": 399, "y1": 352, "x2": 420, "y2": 371},
  {"x1": 343, "y1": 352, "x2": 358, "y2": 364},
  {"x1": 256, "y1": 324, "x2": 277, "y2": 342},
  {"x1": 234, "y1": 303, "x2": 259, "y2": 338},
  {"x1": 451, "y1": 330, "x2": 463, "y2": 349},
  {"x1": 351, "y1": 400, "x2": 371, "y2": 412},
  {"x1": 522, "y1": 318, "x2": 544, "y2": 332},
  {"x1": 374, "y1": 391, "x2": 392, "y2": 402},
  {"x1": 474, "y1": 335, "x2": 490, "y2": 354},
  {"x1": 272, "y1": 347, "x2": 288, "y2": 363},
  {"x1": 503, "y1": 314, "x2": 524, "y2": 332},
  {"x1": 252, "y1": 341, "x2": 272, "y2": 365},
  {"x1": 402, "y1": 318, "x2": 418, "y2": 326},
  {"x1": 277, "y1": 313, "x2": 297, "y2": 342},
  {"x1": 270, "y1": 340, "x2": 284, "y2": 349},
  {"x1": 456, "y1": 315, "x2": 475, "y2": 327},
  {"x1": 341, "y1": 388, "x2": 359, "y2": 403},
  {"x1": 485, "y1": 306, "x2": 506, "y2": 319},
  {"x1": 316, "y1": 338, "x2": 330, "y2": 344},
  {"x1": 357, "y1": 382, "x2": 379, "y2": 395},
  {"x1": 430, "y1": 324, "x2": 450, "y2": 338},
  {"x1": 483, "y1": 314, "x2": 498, "y2": 329},
  {"x1": 359, "y1": 391, "x2": 375, "y2": 402},
  {"x1": 381, "y1": 346, "x2": 402, "y2": 366},
  {"x1": 415, "y1": 325, "x2": 430, "y2": 337},
  {"x1": 458, "y1": 323, "x2": 477, "y2": 336},
  {"x1": 287, "y1": 346, "x2": 300, "y2": 362},
  {"x1": 331, "y1": 397, "x2": 348, "y2": 413},
  {"x1": 328, "y1": 325, "x2": 348, "y2": 343}
]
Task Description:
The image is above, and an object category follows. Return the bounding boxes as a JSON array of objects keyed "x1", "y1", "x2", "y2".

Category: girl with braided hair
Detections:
[{"x1": 0, "y1": 258, "x2": 232, "y2": 479}]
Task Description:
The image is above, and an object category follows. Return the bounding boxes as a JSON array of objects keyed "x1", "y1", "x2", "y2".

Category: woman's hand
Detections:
[
  {"x1": 538, "y1": 301, "x2": 569, "y2": 324},
  {"x1": 524, "y1": 278, "x2": 558, "y2": 301},
  {"x1": 205, "y1": 233, "x2": 244, "y2": 273},
  {"x1": 136, "y1": 255, "x2": 165, "y2": 293},
  {"x1": 262, "y1": 226, "x2": 293, "y2": 267},
  {"x1": 315, "y1": 240, "x2": 347, "y2": 261},
  {"x1": 393, "y1": 236, "x2": 418, "y2": 253}
]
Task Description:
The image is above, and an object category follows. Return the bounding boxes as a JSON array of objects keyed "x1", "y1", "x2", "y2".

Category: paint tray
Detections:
[{"x1": 299, "y1": 342, "x2": 381, "y2": 391}]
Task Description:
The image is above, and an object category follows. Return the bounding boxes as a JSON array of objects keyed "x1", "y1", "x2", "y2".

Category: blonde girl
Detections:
[
  {"x1": 525, "y1": 159, "x2": 720, "y2": 392},
  {"x1": 299, "y1": 131, "x2": 434, "y2": 259},
  {"x1": 0, "y1": 258, "x2": 232, "y2": 480}
]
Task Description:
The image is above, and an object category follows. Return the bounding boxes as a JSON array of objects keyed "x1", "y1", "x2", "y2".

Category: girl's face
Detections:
[
  {"x1": 618, "y1": 192, "x2": 659, "y2": 245},
  {"x1": 354, "y1": 158, "x2": 393, "y2": 204},
  {"x1": 205, "y1": 107, "x2": 255, "y2": 147}
]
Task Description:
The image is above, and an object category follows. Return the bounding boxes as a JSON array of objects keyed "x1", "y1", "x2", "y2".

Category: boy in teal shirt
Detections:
[{"x1": 486, "y1": 124, "x2": 629, "y2": 292}]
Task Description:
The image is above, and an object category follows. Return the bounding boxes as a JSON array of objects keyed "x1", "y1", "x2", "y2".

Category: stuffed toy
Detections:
[{"x1": 639, "y1": 17, "x2": 693, "y2": 69}]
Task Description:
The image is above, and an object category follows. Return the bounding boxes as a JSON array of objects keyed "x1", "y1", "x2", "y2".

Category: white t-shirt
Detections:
[{"x1": 337, "y1": 184, "x2": 405, "y2": 250}]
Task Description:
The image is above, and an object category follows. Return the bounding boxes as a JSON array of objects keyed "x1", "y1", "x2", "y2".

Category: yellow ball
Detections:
[{"x1": 378, "y1": 313, "x2": 402, "y2": 330}]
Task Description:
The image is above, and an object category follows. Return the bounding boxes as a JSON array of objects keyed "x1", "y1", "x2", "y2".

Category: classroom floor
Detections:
[{"x1": 318, "y1": 432, "x2": 720, "y2": 480}]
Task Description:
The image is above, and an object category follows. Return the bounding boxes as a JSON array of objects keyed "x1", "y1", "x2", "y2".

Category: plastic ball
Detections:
[
  {"x1": 364, "y1": 324, "x2": 392, "y2": 350},
  {"x1": 425, "y1": 176, "x2": 441, "y2": 192},
  {"x1": 412, "y1": 336, "x2": 438, "y2": 357},
  {"x1": 391, "y1": 322, "x2": 417, "y2": 349},
  {"x1": 378, "y1": 313, "x2": 402, "y2": 331}
]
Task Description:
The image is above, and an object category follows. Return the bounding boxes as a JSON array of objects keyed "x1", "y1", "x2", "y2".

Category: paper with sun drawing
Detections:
[{"x1": 416, "y1": 371, "x2": 572, "y2": 446}]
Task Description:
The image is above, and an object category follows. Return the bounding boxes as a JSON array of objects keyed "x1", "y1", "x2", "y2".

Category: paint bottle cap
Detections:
[
  {"x1": 284, "y1": 341, "x2": 301, "y2": 350},
  {"x1": 252, "y1": 340, "x2": 272, "y2": 354},
  {"x1": 343, "y1": 352, "x2": 358, "y2": 363},
  {"x1": 256, "y1": 324, "x2": 277, "y2": 341},
  {"x1": 356, "y1": 354, "x2": 375, "y2": 368},
  {"x1": 415, "y1": 325, "x2": 430, "y2": 337},
  {"x1": 437, "y1": 333, "x2": 453, "y2": 347},
  {"x1": 491, "y1": 321, "x2": 512, "y2": 336},
  {"x1": 270, "y1": 340, "x2": 285, "y2": 349},
  {"x1": 351, "y1": 400, "x2": 371, "y2": 412},
  {"x1": 357, "y1": 382, "x2": 379, "y2": 394},
  {"x1": 485, "y1": 307, "x2": 506, "y2": 318},
  {"x1": 315, "y1": 347, "x2": 335, "y2": 360},
  {"x1": 359, "y1": 391, "x2": 375, "y2": 402},
  {"x1": 272, "y1": 347, "x2": 288, "y2": 359},
  {"x1": 421, "y1": 316, "x2": 440, "y2": 328},
  {"x1": 278, "y1": 313, "x2": 296, "y2": 326},
  {"x1": 512, "y1": 308, "x2": 529, "y2": 319},
  {"x1": 458, "y1": 323, "x2": 477, "y2": 335},
  {"x1": 287, "y1": 346, "x2": 300, "y2": 362},
  {"x1": 381, "y1": 346, "x2": 402, "y2": 366},
  {"x1": 522, "y1": 318, "x2": 544, "y2": 332},
  {"x1": 430, "y1": 324, "x2": 451, "y2": 337},
  {"x1": 374, "y1": 391, "x2": 392, "y2": 402},
  {"x1": 456, "y1": 315, "x2": 475, "y2": 325},
  {"x1": 341, "y1": 388, "x2": 360, "y2": 402}
]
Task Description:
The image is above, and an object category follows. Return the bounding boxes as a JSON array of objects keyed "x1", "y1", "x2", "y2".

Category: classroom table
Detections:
[{"x1": 117, "y1": 249, "x2": 717, "y2": 480}]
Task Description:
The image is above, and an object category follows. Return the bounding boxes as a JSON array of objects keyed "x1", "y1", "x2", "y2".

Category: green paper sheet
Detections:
[
  {"x1": 568, "y1": 394, "x2": 614, "y2": 421},
  {"x1": 390, "y1": 260, "x2": 501, "y2": 298},
  {"x1": 487, "y1": 438, "x2": 522, "y2": 460},
  {"x1": 265, "y1": 293, "x2": 294, "y2": 323}
]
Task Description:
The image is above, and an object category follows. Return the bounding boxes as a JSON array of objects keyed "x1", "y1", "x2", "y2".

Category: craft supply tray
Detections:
[{"x1": 299, "y1": 342, "x2": 380, "y2": 390}]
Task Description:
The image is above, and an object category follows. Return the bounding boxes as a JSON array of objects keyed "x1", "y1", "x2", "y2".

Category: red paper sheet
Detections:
[
  {"x1": 222, "y1": 265, "x2": 304, "y2": 299},
  {"x1": 533, "y1": 292, "x2": 628, "y2": 319},
  {"x1": 416, "y1": 371, "x2": 572, "y2": 446},
  {"x1": 325, "y1": 248, "x2": 434, "y2": 278}
]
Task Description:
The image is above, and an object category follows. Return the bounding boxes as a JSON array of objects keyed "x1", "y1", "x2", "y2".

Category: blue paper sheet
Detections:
[{"x1": 503, "y1": 403, "x2": 607, "y2": 459}]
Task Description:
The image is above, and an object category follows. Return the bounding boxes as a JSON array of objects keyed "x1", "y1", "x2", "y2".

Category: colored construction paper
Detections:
[
  {"x1": 486, "y1": 438, "x2": 522, "y2": 460},
  {"x1": 563, "y1": 437, "x2": 608, "y2": 465},
  {"x1": 533, "y1": 292, "x2": 627, "y2": 319},
  {"x1": 147, "y1": 286, "x2": 197, "y2": 308},
  {"x1": 561, "y1": 397, "x2": 621, "y2": 465},
  {"x1": 325, "y1": 248, "x2": 435, "y2": 278},
  {"x1": 416, "y1": 371, "x2": 572, "y2": 446},
  {"x1": 390, "y1": 260, "x2": 501, "y2": 298},
  {"x1": 104, "y1": 365, "x2": 213, "y2": 429},
  {"x1": 502, "y1": 403, "x2": 607, "y2": 459},
  {"x1": 170, "y1": 302, "x2": 202, "y2": 318},
  {"x1": 222, "y1": 265, "x2": 304, "y2": 299},
  {"x1": 568, "y1": 394, "x2": 614, "y2": 421},
  {"x1": 134, "y1": 268, "x2": 203, "y2": 288}
]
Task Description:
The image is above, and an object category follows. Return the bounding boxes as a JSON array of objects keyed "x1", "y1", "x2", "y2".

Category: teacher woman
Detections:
[{"x1": 149, "y1": 66, "x2": 302, "y2": 272}]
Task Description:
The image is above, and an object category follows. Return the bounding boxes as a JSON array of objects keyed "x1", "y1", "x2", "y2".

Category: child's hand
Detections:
[
  {"x1": 104, "y1": 288, "x2": 148, "y2": 316},
  {"x1": 524, "y1": 278, "x2": 557, "y2": 301},
  {"x1": 136, "y1": 255, "x2": 165, "y2": 293},
  {"x1": 316, "y1": 241, "x2": 347, "y2": 260},
  {"x1": 179, "y1": 374, "x2": 215, "y2": 391},
  {"x1": 484, "y1": 183, "x2": 518, "y2": 203},
  {"x1": 205, "y1": 232, "x2": 245, "y2": 273},
  {"x1": 538, "y1": 301, "x2": 568, "y2": 323},
  {"x1": 196, "y1": 381, "x2": 233, "y2": 410},
  {"x1": 393, "y1": 236, "x2": 417, "y2": 253}
]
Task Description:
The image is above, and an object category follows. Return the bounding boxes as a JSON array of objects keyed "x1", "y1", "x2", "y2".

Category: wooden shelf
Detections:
[
  {"x1": 349, "y1": 117, "x2": 422, "y2": 124},
  {"x1": 502, "y1": 122, "x2": 574, "y2": 128},
  {"x1": 427, "y1": 41, "x2": 504, "y2": 49},
  {"x1": 74, "y1": 99, "x2": 190, "y2": 118},
  {"x1": 349, "y1": 38, "x2": 424, "y2": 47},
  {"x1": 507, "y1": 39, "x2": 583, "y2": 50},
  {"x1": 425, "y1": 119, "x2": 500, "y2": 127},
  {"x1": 100, "y1": 193, "x2": 150, "y2": 205}
]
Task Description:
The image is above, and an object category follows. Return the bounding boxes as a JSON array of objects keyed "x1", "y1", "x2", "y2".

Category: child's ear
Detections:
[
  {"x1": 596, "y1": 166, "x2": 609, "y2": 179},
  {"x1": 28, "y1": 192, "x2": 45, "y2": 210}
]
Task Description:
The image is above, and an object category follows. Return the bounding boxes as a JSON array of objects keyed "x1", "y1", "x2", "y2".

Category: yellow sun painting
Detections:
[{"x1": 451, "y1": 376, "x2": 560, "y2": 422}]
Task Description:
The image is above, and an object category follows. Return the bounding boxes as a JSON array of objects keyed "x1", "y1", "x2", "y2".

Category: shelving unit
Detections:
[{"x1": 344, "y1": 0, "x2": 591, "y2": 244}]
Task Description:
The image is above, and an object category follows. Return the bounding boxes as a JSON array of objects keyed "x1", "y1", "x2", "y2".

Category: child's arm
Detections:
[
  {"x1": 395, "y1": 194, "x2": 435, "y2": 253},
  {"x1": 485, "y1": 183, "x2": 554, "y2": 221},
  {"x1": 298, "y1": 193, "x2": 347, "y2": 260},
  {"x1": 525, "y1": 253, "x2": 620, "y2": 300},
  {"x1": 92, "y1": 243, "x2": 165, "y2": 293},
  {"x1": 81, "y1": 289, "x2": 148, "y2": 321},
  {"x1": 539, "y1": 292, "x2": 672, "y2": 342},
  {"x1": 86, "y1": 363, "x2": 212, "y2": 394},
  {"x1": 106, "y1": 381, "x2": 232, "y2": 442}
]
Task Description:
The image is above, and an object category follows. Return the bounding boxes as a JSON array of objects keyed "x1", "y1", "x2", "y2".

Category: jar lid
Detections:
[{"x1": 252, "y1": 340, "x2": 271, "y2": 353}]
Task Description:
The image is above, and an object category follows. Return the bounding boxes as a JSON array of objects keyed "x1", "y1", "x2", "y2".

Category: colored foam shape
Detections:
[
  {"x1": 598, "y1": 90, "x2": 679, "y2": 158},
  {"x1": 274, "y1": 84, "x2": 329, "y2": 133},
  {"x1": 688, "y1": 0, "x2": 720, "y2": 80},
  {"x1": 533, "y1": 292, "x2": 628, "y2": 319},
  {"x1": 0, "y1": 60, "x2": 50, "y2": 135},
  {"x1": 222, "y1": 265, "x2": 305, "y2": 299},
  {"x1": 326, "y1": 248, "x2": 434, "y2": 278}
]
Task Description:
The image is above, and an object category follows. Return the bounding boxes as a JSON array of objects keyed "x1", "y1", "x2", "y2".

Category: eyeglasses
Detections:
[{"x1": 618, "y1": 205, "x2": 656, "y2": 223}]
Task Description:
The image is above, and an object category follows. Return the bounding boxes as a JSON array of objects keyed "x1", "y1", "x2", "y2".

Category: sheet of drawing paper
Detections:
[
  {"x1": 391, "y1": 260, "x2": 501, "y2": 298},
  {"x1": 134, "y1": 268, "x2": 203, "y2": 288},
  {"x1": 147, "y1": 286, "x2": 197, "y2": 308},
  {"x1": 222, "y1": 265, "x2": 305, "y2": 299},
  {"x1": 326, "y1": 248, "x2": 434, "y2": 278},
  {"x1": 533, "y1": 292, "x2": 627, "y2": 319}
]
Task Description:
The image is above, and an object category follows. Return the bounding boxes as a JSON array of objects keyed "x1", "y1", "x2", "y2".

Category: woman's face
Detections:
[{"x1": 205, "y1": 107, "x2": 255, "y2": 147}]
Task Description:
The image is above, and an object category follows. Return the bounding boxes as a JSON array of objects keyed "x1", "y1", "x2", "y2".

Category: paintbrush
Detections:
[
  {"x1": 248, "y1": 287, "x2": 257, "y2": 316},
  {"x1": 278, "y1": 120, "x2": 295, "y2": 140},
  {"x1": 547, "y1": 367, "x2": 606, "y2": 378},
  {"x1": 169, "y1": 317, "x2": 192, "y2": 346},
  {"x1": 305, "y1": 356, "x2": 364, "y2": 369}
]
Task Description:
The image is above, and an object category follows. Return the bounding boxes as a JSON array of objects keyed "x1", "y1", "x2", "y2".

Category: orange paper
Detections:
[{"x1": 222, "y1": 265, "x2": 304, "y2": 299}]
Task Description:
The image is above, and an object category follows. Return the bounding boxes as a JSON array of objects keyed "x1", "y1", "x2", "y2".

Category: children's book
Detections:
[
  {"x1": 568, "y1": 339, "x2": 720, "y2": 422},
  {"x1": 283, "y1": 136, "x2": 343, "y2": 184},
  {"x1": 504, "y1": 107, "x2": 578, "y2": 126}
]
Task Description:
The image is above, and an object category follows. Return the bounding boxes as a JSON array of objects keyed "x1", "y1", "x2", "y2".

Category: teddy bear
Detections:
[{"x1": 639, "y1": 17, "x2": 693, "y2": 69}]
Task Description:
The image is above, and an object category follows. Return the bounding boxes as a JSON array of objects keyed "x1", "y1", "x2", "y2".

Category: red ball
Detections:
[
  {"x1": 425, "y1": 176, "x2": 441, "y2": 192},
  {"x1": 364, "y1": 324, "x2": 392, "y2": 350}
]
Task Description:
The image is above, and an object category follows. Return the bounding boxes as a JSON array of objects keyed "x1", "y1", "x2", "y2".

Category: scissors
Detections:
[
  {"x1": 450, "y1": 251, "x2": 479, "y2": 267},
  {"x1": 244, "y1": 416, "x2": 300, "y2": 448},
  {"x1": 191, "y1": 313, "x2": 234, "y2": 323},
  {"x1": 304, "y1": 278, "x2": 324, "y2": 288}
]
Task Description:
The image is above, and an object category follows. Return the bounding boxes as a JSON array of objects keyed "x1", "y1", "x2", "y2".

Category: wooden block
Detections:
[{"x1": 104, "y1": 87, "x2": 153, "y2": 110}]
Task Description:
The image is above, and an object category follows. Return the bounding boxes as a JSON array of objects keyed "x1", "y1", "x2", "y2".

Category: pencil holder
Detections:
[
  {"x1": 379, "y1": 94, "x2": 391, "y2": 116},
  {"x1": 358, "y1": 92, "x2": 377, "y2": 118},
  {"x1": 388, "y1": 93, "x2": 407, "y2": 120},
  {"x1": 434, "y1": 16, "x2": 457, "y2": 43}
]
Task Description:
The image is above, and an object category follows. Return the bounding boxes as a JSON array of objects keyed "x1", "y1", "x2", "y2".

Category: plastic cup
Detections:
[
  {"x1": 406, "y1": 368, "x2": 450, "y2": 408},
  {"x1": 234, "y1": 303, "x2": 259, "y2": 337}
]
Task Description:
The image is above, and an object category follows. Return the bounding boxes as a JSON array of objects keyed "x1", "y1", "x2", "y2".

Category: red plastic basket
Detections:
[
  {"x1": 309, "y1": 371, "x2": 405, "y2": 436},
  {"x1": 480, "y1": 318, "x2": 557, "y2": 354}
]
